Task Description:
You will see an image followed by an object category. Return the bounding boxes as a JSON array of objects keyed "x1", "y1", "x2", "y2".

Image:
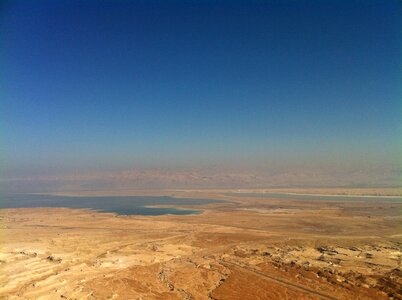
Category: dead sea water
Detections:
[{"x1": 0, "y1": 194, "x2": 221, "y2": 215}]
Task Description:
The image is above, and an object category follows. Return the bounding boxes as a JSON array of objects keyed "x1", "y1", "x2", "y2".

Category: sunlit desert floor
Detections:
[{"x1": 1, "y1": 189, "x2": 401, "y2": 299}]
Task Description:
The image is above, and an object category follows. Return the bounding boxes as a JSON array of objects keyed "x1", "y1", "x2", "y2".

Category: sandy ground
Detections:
[{"x1": 0, "y1": 189, "x2": 401, "y2": 299}]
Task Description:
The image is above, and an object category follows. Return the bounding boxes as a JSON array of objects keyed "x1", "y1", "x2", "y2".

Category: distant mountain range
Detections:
[{"x1": 2, "y1": 167, "x2": 401, "y2": 193}]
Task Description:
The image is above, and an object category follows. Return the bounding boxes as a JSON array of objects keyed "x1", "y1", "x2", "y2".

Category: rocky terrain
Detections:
[{"x1": 0, "y1": 189, "x2": 401, "y2": 299}]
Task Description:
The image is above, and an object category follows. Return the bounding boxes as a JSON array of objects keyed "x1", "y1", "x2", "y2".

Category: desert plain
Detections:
[{"x1": 0, "y1": 188, "x2": 401, "y2": 299}]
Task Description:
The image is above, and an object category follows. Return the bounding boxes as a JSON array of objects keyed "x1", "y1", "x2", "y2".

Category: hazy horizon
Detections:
[{"x1": 1, "y1": 0, "x2": 401, "y2": 192}]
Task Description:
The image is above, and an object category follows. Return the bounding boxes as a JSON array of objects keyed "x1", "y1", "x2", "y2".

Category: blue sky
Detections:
[{"x1": 1, "y1": 0, "x2": 401, "y2": 176}]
